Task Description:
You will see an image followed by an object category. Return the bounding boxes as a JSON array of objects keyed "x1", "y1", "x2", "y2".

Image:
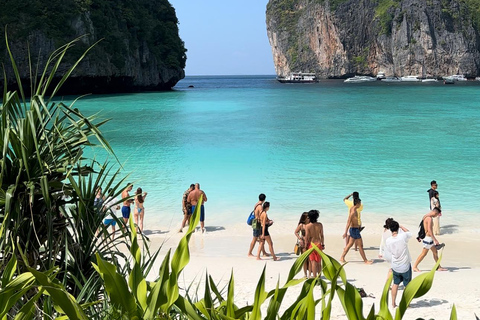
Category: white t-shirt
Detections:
[
  {"x1": 385, "y1": 231, "x2": 412, "y2": 273},
  {"x1": 103, "y1": 196, "x2": 119, "y2": 219}
]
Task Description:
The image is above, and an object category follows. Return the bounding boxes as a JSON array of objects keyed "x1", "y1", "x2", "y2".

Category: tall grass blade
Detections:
[{"x1": 377, "y1": 273, "x2": 393, "y2": 320}]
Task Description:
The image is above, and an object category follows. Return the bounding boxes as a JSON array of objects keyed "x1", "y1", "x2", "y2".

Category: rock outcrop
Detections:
[
  {"x1": 0, "y1": 0, "x2": 186, "y2": 93},
  {"x1": 266, "y1": 0, "x2": 480, "y2": 78}
]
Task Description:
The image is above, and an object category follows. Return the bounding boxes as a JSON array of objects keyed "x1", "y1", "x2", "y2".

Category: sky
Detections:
[{"x1": 168, "y1": 0, "x2": 276, "y2": 76}]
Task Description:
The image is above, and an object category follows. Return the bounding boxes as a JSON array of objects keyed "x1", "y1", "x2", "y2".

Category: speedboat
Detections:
[
  {"x1": 422, "y1": 78, "x2": 438, "y2": 82},
  {"x1": 376, "y1": 72, "x2": 386, "y2": 80},
  {"x1": 476, "y1": 77, "x2": 480, "y2": 81},
  {"x1": 443, "y1": 77, "x2": 455, "y2": 84},
  {"x1": 450, "y1": 74, "x2": 467, "y2": 81},
  {"x1": 277, "y1": 73, "x2": 318, "y2": 83},
  {"x1": 344, "y1": 76, "x2": 376, "y2": 83},
  {"x1": 382, "y1": 77, "x2": 401, "y2": 82},
  {"x1": 401, "y1": 75, "x2": 421, "y2": 82}
]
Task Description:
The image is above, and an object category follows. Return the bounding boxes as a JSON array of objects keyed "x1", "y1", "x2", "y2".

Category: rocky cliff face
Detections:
[
  {"x1": 0, "y1": 0, "x2": 186, "y2": 93},
  {"x1": 266, "y1": 0, "x2": 480, "y2": 78}
]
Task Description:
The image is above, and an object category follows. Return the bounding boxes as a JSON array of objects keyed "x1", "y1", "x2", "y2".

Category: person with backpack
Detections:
[
  {"x1": 413, "y1": 207, "x2": 447, "y2": 272},
  {"x1": 248, "y1": 194, "x2": 268, "y2": 257}
]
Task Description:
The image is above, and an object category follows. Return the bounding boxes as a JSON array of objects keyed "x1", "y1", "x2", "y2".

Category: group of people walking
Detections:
[{"x1": 245, "y1": 180, "x2": 446, "y2": 308}]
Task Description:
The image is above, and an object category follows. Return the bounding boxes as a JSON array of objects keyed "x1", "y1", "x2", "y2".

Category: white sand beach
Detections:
[{"x1": 140, "y1": 215, "x2": 480, "y2": 319}]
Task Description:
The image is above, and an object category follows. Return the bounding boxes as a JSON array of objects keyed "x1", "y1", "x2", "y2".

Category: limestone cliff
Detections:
[
  {"x1": 0, "y1": 0, "x2": 186, "y2": 93},
  {"x1": 266, "y1": 0, "x2": 480, "y2": 78}
]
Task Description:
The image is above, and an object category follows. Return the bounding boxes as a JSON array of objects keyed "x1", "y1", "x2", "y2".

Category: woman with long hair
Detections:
[
  {"x1": 134, "y1": 187, "x2": 148, "y2": 232},
  {"x1": 294, "y1": 212, "x2": 310, "y2": 277},
  {"x1": 256, "y1": 202, "x2": 279, "y2": 261}
]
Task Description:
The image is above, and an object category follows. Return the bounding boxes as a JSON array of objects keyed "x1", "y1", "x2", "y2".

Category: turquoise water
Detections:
[{"x1": 75, "y1": 76, "x2": 480, "y2": 229}]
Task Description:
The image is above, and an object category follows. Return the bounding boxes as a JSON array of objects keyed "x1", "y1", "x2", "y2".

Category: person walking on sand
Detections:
[
  {"x1": 294, "y1": 212, "x2": 310, "y2": 277},
  {"x1": 305, "y1": 210, "x2": 324, "y2": 278},
  {"x1": 256, "y1": 202, "x2": 279, "y2": 261},
  {"x1": 427, "y1": 180, "x2": 441, "y2": 235},
  {"x1": 179, "y1": 184, "x2": 195, "y2": 232},
  {"x1": 413, "y1": 207, "x2": 447, "y2": 272},
  {"x1": 384, "y1": 220, "x2": 412, "y2": 308},
  {"x1": 340, "y1": 198, "x2": 373, "y2": 264},
  {"x1": 344, "y1": 192, "x2": 364, "y2": 251},
  {"x1": 187, "y1": 183, "x2": 208, "y2": 233},
  {"x1": 248, "y1": 193, "x2": 269, "y2": 257},
  {"x1": 102, "y1": 189, "x2": 121, "y2": 239},
  {"x1": 134, "y1": 187, "x2": 148, "y2": 233},
  {"x1": 121, "y1": 183, "x2": 134, "y2": 226}
]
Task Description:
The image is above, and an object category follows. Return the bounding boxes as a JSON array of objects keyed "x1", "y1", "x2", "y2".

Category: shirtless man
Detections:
[
  {"x1": 305, "y1": 209, "x2": 325, "y2": 278},
  {"x1": 121, "y1": 183, "x2": 134, "y2": 226},
  {"x1": 343, "y1": 192, "x2": 363, "y2": 251},
  {"x1": 413, "y1": 207, "x2": 447, "y2": 272},
  {"x1": 179, "y1": 184, "x2": 195, "y2": 232},
  {"x1": 187, "y1": 183, "x2": 208, "y2": 233},
  {"x1": 340, "y1": 198, "x2": 373, "y2": 264},
  {"x1": 248, "y1": 193, "x2": 268, "y2": 257}
]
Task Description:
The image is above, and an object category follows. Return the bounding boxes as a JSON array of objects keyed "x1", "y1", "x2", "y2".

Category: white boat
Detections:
[
  {"x1": 476, "y1": 77, "x2": 480, "y2": 81},
  {"x1": 450, "y1": 74, "x2": 467, "y2": 81},
  {"x1": 422, "y1": 78, "x2": 438, "y2": 82},
  {"x1": 401, "y1": 75, "x2": 421, "y2": 82},
  {"x1": 376, "y1": 72, "x2": 386, "y2": 80},
  {"x1": 443, "y1": 77, "x2": 455, "y2": 84},
  {"x1": 277, "y1": 72, "x2": 318, "y2": 83},
  {"x1": 344, "y1": 76, "x2": 376, "y2": 83},
  {"x1": 382, "y1": 77, "x2": 402, "y2": 82}
]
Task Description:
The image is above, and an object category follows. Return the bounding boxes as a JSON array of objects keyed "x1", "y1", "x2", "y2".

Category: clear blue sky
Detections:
[{"x1": 169, "y1": 0, "x2": 276, "y2": 76}]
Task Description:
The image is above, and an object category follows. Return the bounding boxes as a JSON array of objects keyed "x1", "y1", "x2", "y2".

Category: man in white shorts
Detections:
[{"x1": 413, "y1": 207, "x2": 447, "y2": 272}]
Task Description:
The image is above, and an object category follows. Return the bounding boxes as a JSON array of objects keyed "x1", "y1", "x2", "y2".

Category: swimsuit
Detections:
[
  {"x1": 121, "y1": 206, "x2": 131, "y2": 219},
  {"x1": 422, "y1": 236, "x2": 434, "y2": 249},
  {"x1": 104, "y1": 218, "x2": 117, "y2": 227},
  {"x1": 137, "y1": 207, "x2": 143, "y2": 214},
  {"x1": 263, "y1": 224, "x2": 270, "y2": 237},
  {"x1": 349, "y1": 227, "x2": 361, "y2": 239},
  {"x1": 191, "y1": 205, "x2": 205, "y2": 222},
  {"x1": 308, "y1": 242, "x2": 323, "y2": 262}
]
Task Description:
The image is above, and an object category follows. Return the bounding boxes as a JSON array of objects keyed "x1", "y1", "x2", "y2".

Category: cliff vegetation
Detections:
[
  {"x1": 0, "y1": 0, "x2": 186, "y2": 93},
  {"x1": 267, "y1": 0, "x2": 480, "y2": 78}
]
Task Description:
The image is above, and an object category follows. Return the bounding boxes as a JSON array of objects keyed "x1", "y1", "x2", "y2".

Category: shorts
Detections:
[
  {"x1": 422, "y1": 236, "x2": 434, "y2": 249},
  {"x1": 393, "y1": 265, "x2": 412, "y2": 286},
  {"x1": 104, "y1": 219, "x2": 117, "y2": 227},
  {"x1": 192, "y1": 205, "x2": 205, "y2": 222},
  {"x1": 253, "y1": 228, "x2": 261, "y2": 237},
  {"x1": 349, "y1": 227, "x2": 361, "y2": 239},
  {"x1": 121, "y1": 206, "x2": 131, "y2": 219}
]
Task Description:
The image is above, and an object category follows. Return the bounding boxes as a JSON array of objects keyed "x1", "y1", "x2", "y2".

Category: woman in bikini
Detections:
[
  {"x1": 256, "y1": 202, "x2": 279, "y2": 261},
  {"x1": 134, "y1": 187, "x2": 148, "y2": 232},
  {"x1": 294, "y1": 212, "x2": 310, "y2": 277}
]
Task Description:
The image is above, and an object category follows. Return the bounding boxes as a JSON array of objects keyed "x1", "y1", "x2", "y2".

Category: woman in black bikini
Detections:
[{"x1": 256, "y1": 202, "x2": 279, "y2": 261}]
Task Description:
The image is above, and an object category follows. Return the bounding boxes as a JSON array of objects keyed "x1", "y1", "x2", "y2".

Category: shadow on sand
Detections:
[
  {"x1": 409, "y1": 298, "x2": 449, "y2": 308},
  {"x1": 439, "y1": 224, "x2": 458, "y2": 235}
]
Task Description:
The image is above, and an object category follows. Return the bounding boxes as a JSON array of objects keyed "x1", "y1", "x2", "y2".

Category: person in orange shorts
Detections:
[{"x1": 305, "y1": 209, "x2": 325, "y2": 278}]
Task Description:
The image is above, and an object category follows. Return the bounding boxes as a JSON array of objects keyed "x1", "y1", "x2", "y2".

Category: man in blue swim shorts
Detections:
[
  {"x1": 187, "y1": 183, "x2": 208, "y2": 233},
  {"x1": 121, "y1": 183, "x2": 133, "y2": 227},
  {"x1": 340, "y1": 198, "x2": 373, "y2": 264}
]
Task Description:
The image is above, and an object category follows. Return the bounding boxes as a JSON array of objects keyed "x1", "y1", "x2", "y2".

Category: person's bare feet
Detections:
[
  {"x1": 273, "y1": 256, "x2": 280, "y2": 261},
  {"x1": 339, "y1": 258, "x2": 346, "y2": 263},
  {"x1": 248, "y1": 253, "x2": 254, "y2": 257},
  {"x1": 413, "y1": 267, "x2": 421, "y2": 272},
  {"x1": 256, "y1": 257, "x2": 262, "y2": 260},
  {"x1": 263, "y1": 252, "x2": 271, "y2": 257},
  {"x1": 392, "y1": 303, "x2": 397, "y2": 308},
  {"x1": 364, "y1": 260, "x2": 373, "y2": 265},
  {"x1": 354, "y1": 247, "x2": 358, "y2": 251},
  {"x1": 437, "y1": 267, "x2": 448, "y2": 271}
]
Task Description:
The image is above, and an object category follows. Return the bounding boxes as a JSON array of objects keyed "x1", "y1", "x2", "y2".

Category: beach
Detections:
[{"x1": 140, "y1": 214, "x2": 480, "y2": 319}]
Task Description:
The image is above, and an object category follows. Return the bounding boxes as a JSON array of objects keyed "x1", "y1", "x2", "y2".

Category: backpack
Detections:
[
  {"x1": 247, "y1": 211, "x2": 255, "y2": 225},
  {"x1": 416, "y1": 219, "x2": 426, "y2": 242}
]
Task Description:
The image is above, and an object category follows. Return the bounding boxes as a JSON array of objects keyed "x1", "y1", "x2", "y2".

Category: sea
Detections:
[{"x1": 73, "y1": 75, "x2": 480, "y2": 232}]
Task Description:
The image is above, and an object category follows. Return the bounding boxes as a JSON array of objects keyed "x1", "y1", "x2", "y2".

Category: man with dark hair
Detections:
[
  {"x1": 248, "y1": 193, "x2": 268, "y2": 257},
  {"x1": 121, "y1": 183, "x2": 134, "y2": 226},
  {"x1": 427, "y1": 180, "x2": 441, "y2": 235},
  {"x1": 384, "y1": 220, "x2": 412, "y2": 308},
  {"x1": 340, "y1": 198, "x2": 373, "y2": 264},
  {"x1": 179, "y1": 184, "x2": 195, "y2": 233},
  {"x1": 413, "y1": 208, "x2": 447, "y2": 272},
  {"x1": 305, "y1": 209, "x2": 325, "y2": 277},
  {"x1": 427, "y1": 180, "x2": 438, "y2": 205},
  {"x1": 343, "y1": 191, "x2": 364, "y2": 250}
]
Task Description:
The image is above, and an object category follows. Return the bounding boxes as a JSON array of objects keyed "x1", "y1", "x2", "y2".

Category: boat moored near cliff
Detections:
[{"x1": 277, "y1": 72, "x2": 318, "y2": 83}]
